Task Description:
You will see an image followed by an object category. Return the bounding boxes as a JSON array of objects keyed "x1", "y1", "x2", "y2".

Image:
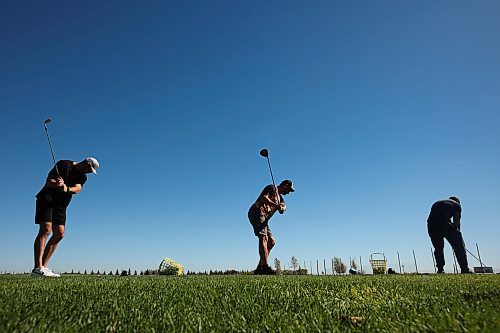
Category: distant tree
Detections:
[
  {"x1": 274, "y1": 258, "x2": 282, "y2": 275},
  {"x1": 115, "y1": 269, "x2": 119, "y2": 276},
  {"x1": 71, "y1": 269, "x2": 74, "y2": 274},
  {"x1": 121, "y1": 270, "x2": 128, "y2": 276},
  {"x1": 84, "y1": 270, "x2": 87, "y2": 275},
  {"x1": 333, "y1": 257, "x2": 347, "y2": 274},
  {"x1": 109, "y1": 271, "x2": 113, "y2": 276},
  {"x1": 350, "y1": 258, "x2": 358, "y2": 270},
  {"x1": 90, "y1": 270, "x2": 95, "y2": 275},
  {"x1": 140, "y1": 271, "x2": 144, "y2": 276},
  {"x1": 96, "y1": 270, "x2": 100, "y2": 275},
  {"x1": 291, "y1": 256, "x2": 299, "y2": 272},
  {"x1": 128, "y1": 268, "x2": 131, "y2": 276},
  {"x1": 134, "y1": 270, "x2": 137, "y2": 276}
]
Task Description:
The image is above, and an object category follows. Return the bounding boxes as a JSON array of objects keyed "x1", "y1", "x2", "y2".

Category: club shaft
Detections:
[
  {"x1": 265, "y1": 157, "x2": 279, "y2": 203},
  {"x1": 44, "y1": 125, "x2": 60, "y2": 177}
]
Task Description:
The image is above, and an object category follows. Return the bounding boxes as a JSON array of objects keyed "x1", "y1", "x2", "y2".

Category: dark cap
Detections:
[
  {"x1": 449, "y1": 196, "x2": 460, "y2": 204},
  {"x1": 280, "y1": 179, "x2": 295, "y2": 192}
]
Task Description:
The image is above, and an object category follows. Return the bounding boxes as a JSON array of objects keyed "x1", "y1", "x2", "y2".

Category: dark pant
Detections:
[
  {"x1": 428, "y1": 222, "x2": 468, "y2": 272},
  {"x1": 35, "y1": 197, "x2": 68, "y2": 225}
]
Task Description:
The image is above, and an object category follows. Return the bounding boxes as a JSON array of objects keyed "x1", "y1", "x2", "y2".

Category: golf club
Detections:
[
  {"x1": 259, "y1": 148, "x2": 280, "y2": 204},
  {"x1": 449, "y1": 222, "x2": 489, "y2": 267},
  {"x1": 43, "y1": 118, "x2": 60, "y2": 177}
]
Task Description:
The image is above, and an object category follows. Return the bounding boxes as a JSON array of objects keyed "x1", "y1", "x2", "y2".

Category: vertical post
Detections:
[
  {"x1": 413, "y1": 250, "x2": 418, "y2": 274},
  {"x1": 359, "y1": 256, "x2": 363, "y2": 275},
  {"x1": 323, "y1": 259, "x2": 327, "y2": 275},
  {"x1": 431, "y1": 248, "x2": 436, "y2": 273},
  {"x1": 452, "y1": 251, "x2": 458, "y2": 273},
  {"x1": 332, "y1": 259, "x2": 335, "y2": 275},
  {"x1": 397, "y1": 252, "x2": 402, "y2": 274},
  {"x1": 316, "y1": 260, "x2": 319, "y2": 275},
  {"x1": 304, "y1": 261, "x2": 306, "y2": 272},
  {"x1": 310, "y1": 261, "x2": 312, "y2": 275},
  {"x1": 476, "y1": 243, "x2": 484, "y2": 267}
]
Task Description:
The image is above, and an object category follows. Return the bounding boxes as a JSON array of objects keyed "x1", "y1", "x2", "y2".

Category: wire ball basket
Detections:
[{"x1": 369, "y1": 253, "x2": 387, "y2": 275}]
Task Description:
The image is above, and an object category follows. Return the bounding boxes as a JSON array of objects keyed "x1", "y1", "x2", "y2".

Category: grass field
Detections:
[{"x1": 1, "y1": 274, "x2": 499, "y2": 332}]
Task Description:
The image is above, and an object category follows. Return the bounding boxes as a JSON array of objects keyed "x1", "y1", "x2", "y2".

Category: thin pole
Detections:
[
  {"x1": 431, "y1": 248, "x2": 436, "y2": 273},
  {"x1": 413, "y1": 250, "x2": 418, "y2": 274},
  {"x1": 359, "y1": 256, "x2": 363, "y2": 274},
  {"x1": 310, "y1": 261, "x2": 312, "y2": 275},
  {"x1": 323, "y1": 259, "x2": 327, "y2": 275},
  {"x1": 476, "y1": 243, "x2": 484, "y2": 267},
  {"x1": 397, "y1": 252, "x2": 402, "y2": 274},
  {"x1": 332, "y1": 259, "x2": 335, "y2": 275},
  {"x1": 452, "y1": 251, "x2": 458, "y2": 273},
  {"x1": 316, "y1": 260, "x2": 319, "y2": 275}
]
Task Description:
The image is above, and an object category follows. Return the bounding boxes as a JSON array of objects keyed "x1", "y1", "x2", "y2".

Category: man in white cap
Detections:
[{"x1": 32, "y1": 157, "x2": 99, "y2": 277}]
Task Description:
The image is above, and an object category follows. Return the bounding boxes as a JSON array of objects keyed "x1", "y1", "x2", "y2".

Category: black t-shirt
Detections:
[
  {"x1": 427, "y1": 199, "x2": 461, "y2": 225},
  {"x1": 36, "y1": 160, "x2": 87, "y2": 207}
]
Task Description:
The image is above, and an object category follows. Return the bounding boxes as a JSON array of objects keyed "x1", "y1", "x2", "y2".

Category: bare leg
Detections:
[
  {"x1": 267, "y1": 236, "x2": 276, "y2": 255},
  {"x1": 258, "y1": 235, "x2": 269, "y2": 266},
  {"x1": 41, "y1": 224, "x2": 65, "y2": 268},
  {"x1": 34, "y1": 223, "x2": 52, "y2": 269}
]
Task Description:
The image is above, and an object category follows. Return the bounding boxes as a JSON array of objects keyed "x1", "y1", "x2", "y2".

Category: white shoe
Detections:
[
  {"x1": 43, "y1": 267, "x2": 61, "y2": 277},
  {"x1": 31, "y1": 267, "x2": 60, "y2": 277}
]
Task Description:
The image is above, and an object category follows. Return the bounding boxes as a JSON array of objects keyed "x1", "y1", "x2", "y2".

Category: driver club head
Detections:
[
  {"x1": 43, "y1": 118, "x2": 52, "y2": 125},
  {"x1": 259, "y1": 148, "x2": 269, "y2": 158}
]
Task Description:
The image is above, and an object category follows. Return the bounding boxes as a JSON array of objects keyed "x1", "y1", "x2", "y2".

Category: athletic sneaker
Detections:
[
  {"x1": 31, "y1": 267, "x2": 60, "y2": 277},
  {"x1": 254, "y1": 265, "x2": 276, "y2": 275},
  {"x1": 261, "y1": 265, "x2": 276, "y2": 275},
  {"x1": 44, "y1": 267, "x2": 61, "y2": 277},
  {"x1": 253, "y1": 265, "x2": 264, "y2": 275},
  {"x1": 31, "y1": 267, "x2": 45, "y2": 277}
]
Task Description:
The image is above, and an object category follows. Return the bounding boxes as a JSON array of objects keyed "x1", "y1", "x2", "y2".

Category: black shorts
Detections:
[{"x1": 35, "y1": 197, "x2": 67, "y2": 225}]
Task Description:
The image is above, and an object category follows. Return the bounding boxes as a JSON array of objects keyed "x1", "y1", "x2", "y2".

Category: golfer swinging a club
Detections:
[
  {"x1": 248, "y1": 179, "x2": 294, "y2": 275},
  {"x1": 32, "y1": 158, "x2": 99, "y2": 277}
]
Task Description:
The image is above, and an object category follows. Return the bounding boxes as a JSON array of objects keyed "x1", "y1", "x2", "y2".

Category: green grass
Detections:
[{"x1": 1, "y1": 274, "x2": 499, "y2": 332}]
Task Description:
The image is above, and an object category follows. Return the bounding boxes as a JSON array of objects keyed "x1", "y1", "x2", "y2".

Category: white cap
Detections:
[{"x1": 85, "y1": 157, "x2": 99, "y2": 174}]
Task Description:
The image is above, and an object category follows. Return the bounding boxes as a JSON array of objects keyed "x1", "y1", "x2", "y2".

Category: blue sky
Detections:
[{"x1": 1, "y1": 1, "x2": 499, "y2": 274}]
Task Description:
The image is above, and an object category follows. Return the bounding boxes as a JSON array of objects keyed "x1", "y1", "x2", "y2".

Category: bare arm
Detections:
[
  {"x1": 262, "y1": 194, "x2": 280, "y2": 207},
  {"x1": 45, "y1": 177, "x2": 65, "y2": 190},
  {"x1": 66, "y1": 184, "x2": 83, "y2": 195},
  {"x1": 278, "y1": 202, "x2": 286, "y2": 214},
  {"x1": 44, "y1": 178, "x2": 82, "y2": 194}
]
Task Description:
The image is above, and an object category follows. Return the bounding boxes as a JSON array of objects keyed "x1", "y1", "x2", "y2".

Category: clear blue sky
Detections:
[{"x1": 1, "y1": 1, "x2": 499, "y2": 274}]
